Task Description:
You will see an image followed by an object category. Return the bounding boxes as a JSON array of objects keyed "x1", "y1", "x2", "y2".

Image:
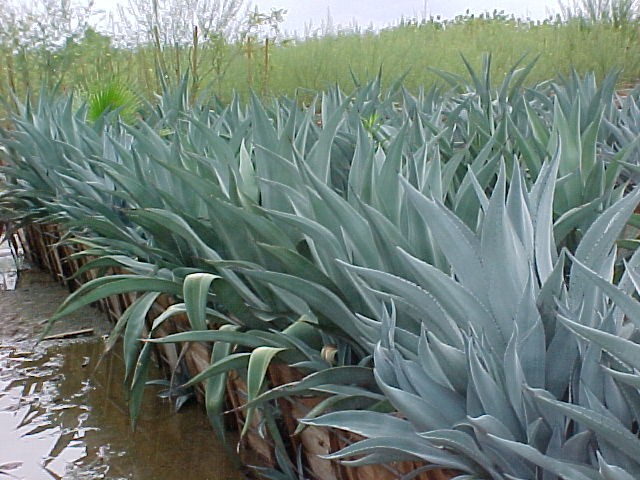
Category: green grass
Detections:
[
  {"x1": 0, "y1": 13, "x2": 639, "y2": 110},
  {"x1": 253, "y1": 17, "x2": 640, "y2": 95}
]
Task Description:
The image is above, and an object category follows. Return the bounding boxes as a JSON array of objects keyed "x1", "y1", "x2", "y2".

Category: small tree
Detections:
[
  {"x1": 117, "y1": 0, "x2": 247, "y2": 96},
  {"x1": 0, "y1": 0, "x2": 95, "y2": 95},
  {"x1": 240, "y1": 7, "x2": 286, "y2": 94},
  {"x1": 559, "y1": 0, "x2": 639, "y2": 27}
]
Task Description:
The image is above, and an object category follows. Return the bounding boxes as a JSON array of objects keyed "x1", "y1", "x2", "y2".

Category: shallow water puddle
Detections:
[
  {"x1": 0, "y1": 272, "x2": 241, "y2": 480},
  {"x1": 0, "y1": 343, "x2": 96, "y2": 479}
]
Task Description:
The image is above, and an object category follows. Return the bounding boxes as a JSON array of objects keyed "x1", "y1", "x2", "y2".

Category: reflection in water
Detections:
[
  {"x1": 0, "y1": 272, "x2": 241, "y2": 480},
  {"x1": 0, "y1": 340, "x2": 242, "y2": 479}
]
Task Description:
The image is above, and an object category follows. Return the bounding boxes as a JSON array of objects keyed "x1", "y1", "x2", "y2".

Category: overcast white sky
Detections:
[{"x1": 92, "y1": 0, "x2": 561, "y2": 35}]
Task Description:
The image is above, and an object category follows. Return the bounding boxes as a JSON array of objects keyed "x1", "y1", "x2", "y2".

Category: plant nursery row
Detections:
[{"x1": 2, "y1": 57, "x2": 640, "y2": 479}]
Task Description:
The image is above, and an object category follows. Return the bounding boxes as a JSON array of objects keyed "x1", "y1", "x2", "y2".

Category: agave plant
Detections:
[{"x1": 304, "y1": 152, "x2": 640, "y2": 478}]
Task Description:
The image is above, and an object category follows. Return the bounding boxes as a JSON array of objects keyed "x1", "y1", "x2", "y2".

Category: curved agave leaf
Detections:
[
  {"x1": 239, "y1": 366, "x2": 377, "y2": 411},
  {"x1": 598, "y1": 452, "x2": 637, "y2": 480},
  {"x1": 302, "y1": 410, "x2": 416, "y2": 439},
  {"x1": 567, "y1": 253, "x2": 640, "y2": 330},
  {"x1": 569, "y1": 187, "x2": 640, "y2": 309},
  {"x1": 468, "y1": 344, "x2": 524, "y2": 441},
  {"x1": 487, "y1": 435, "x2": 600, "y2": 480},
  {"x1": 182, "y1": 352, "x2": 251, "y2": 388},
  {"x1": 401, "y1": 177, "x2": 487, "y2": 305},
  {"x1": 419, "y1": 430, "x2": 501, "y2": 478},
  {"x1": 44, "y1": 274, "x2": 182, "y2": 331},
  {"x1": 558, "y1": 316, "x2": 640, "y2": 370},
  {"x1": 374, "y1": 344, "x2": 458, "y2": 432},
  {"x1": 205, "y1": 324, "x2": 238, "y2": 446},
  {"x1": 315, "y1": 434, "x2": 476, "y2": 473},
  {"x1": 481, "y1": 164, "x2": 531, "y2": 333},
  {"x1": 242, "y1": 346, "x2": 286, "y2": 436},
  {"x1": 123, "y1": 292, "x2": 160, "y2": 379},
  {"x1": 342, "y1": 262, "x2": 464, "y2": 349},
  {"x1": 183, "y1": 273, "x2": 220, "y2": 331},
  {"x1": 241, "y1": 269, "x2": 372, "y2": 349},
  {"x1": 127, "y1": 208, "x2": 268, "y2": 309},
  {"x1": 129, "y1": 342, "x2": 153, "y2": 429},
  {"x1": 528, "y1": 387, "x2": 640, "y2": 463},
  {"x1": 529, "y1": 153, "x2": 560, "y2": 283},
  {"x1": 146, "y1": 329, "x2": 283, "y2": 349}
]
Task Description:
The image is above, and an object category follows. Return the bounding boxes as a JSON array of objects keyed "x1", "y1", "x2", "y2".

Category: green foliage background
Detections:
[{"x1": 0, "y1": 9, "x2": 638, "y2": 113}]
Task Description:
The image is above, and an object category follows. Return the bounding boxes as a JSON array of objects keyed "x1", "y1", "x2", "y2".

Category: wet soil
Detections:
[{"x1": 0, "y1": 270, "x2": 242, "y2": 479}]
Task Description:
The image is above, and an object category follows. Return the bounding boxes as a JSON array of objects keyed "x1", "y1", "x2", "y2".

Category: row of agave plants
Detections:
[{"x1": 2, "y1": 55, "x2": 640, "y2": 479}]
